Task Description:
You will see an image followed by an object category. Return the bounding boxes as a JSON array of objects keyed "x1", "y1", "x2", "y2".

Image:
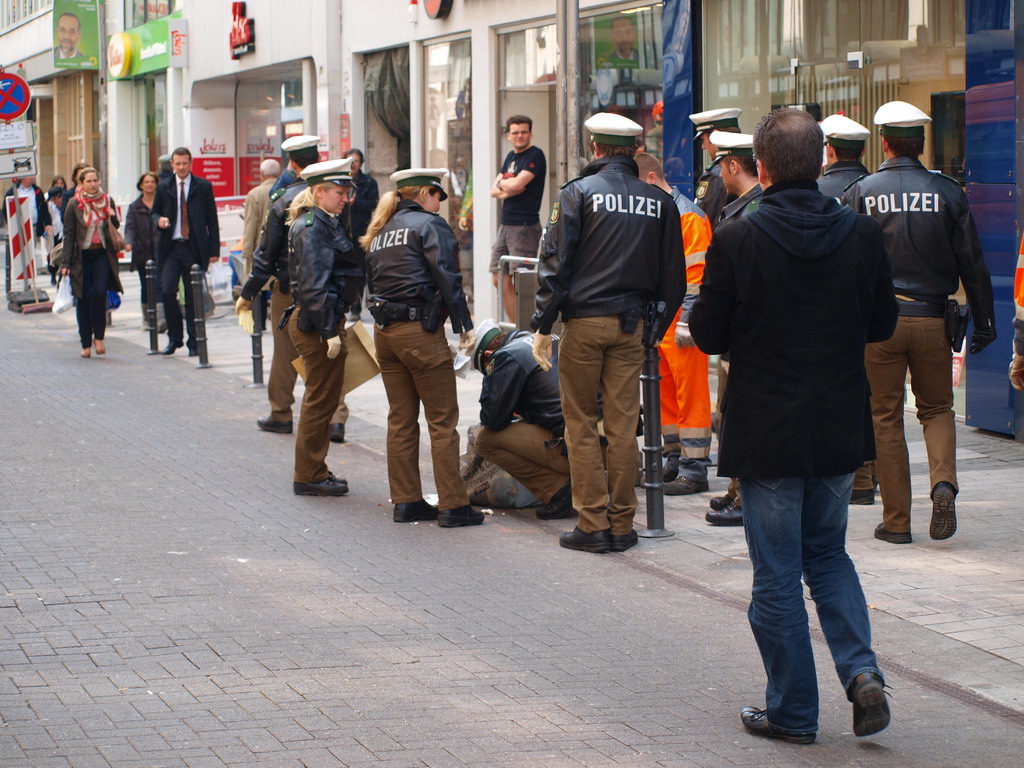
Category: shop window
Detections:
[
  {"x1": 424, "y1": 39, "x2": 472, "y2": 306},
  {"x1": 235, "y1": 68, "x2": 304, "y2": 194},
  {"x1": 130, "y1": 0, "x2": 172, "y2": 28},
  {"x1": 577, "y1": 5, "x2": 665, "y2": 161},
  {"x1": 2, "y1": 0, "x2": 53, "y2": 29},
  {"x1": 702, "y1": 0, "x2": 967, "y2": 176}
]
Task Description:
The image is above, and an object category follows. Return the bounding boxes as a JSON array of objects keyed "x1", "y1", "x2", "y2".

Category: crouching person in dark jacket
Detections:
[
  {"x1": 471, "y1": 321, "x2": 574, "y2": 520},
  {"x1": 690, "y1": 108, "x2": 898, "y2": 745}
]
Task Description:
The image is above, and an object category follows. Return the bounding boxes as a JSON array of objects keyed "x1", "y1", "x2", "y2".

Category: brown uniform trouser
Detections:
[
  {"x1": 476, "y1": 423, "x2": 571, "y2": 504},
  {"x1": 375, "y1": 321, "x2": 469, "y2": 510},
  {"x1": 288, "y1": 316, "x2": 347, "y2": 483},
  {"x1": 865, "y1": 316, "x2": 957, "y2": 533},
  {"x1": 854, "y1": 460, "x2": 877, "y2": 491},
  {"x1": 269, "y1": 288, "x2": 348, "y2": 424},
  {"x1": 559, "y1": 316, "x2": 642, "y2": 535},
  {"x1": 716, "y1": 359, "x2": 742, "y2": 506}
]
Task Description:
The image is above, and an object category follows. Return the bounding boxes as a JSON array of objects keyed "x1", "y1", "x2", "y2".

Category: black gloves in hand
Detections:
[{"x1": 969, "y1": 324, "x2": 997, "y2": 355}]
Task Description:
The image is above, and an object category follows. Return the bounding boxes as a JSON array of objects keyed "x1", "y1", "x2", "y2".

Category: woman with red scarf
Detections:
[{"x1": 60, "y1": 167, "x2": 124, "y2": 357}]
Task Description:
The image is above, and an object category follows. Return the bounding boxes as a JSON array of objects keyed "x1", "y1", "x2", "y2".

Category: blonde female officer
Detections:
[
  {"x1": 361, "y1": 168, "x2": 480, "y2": 527},
  {"x1": 287, "y1": 159, "x2": 361, "y2": 496}
]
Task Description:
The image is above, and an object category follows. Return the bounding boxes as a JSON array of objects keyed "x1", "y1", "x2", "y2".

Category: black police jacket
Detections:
[
  {"x1": 532, "y1": 155, "x2": 685, "y2": 338},
  {"x1": 240, "y1": 181, "x2": 305, "y2": 301},
  {"x1": 288, "y1": 207, "x2": 361, "y2": 340},
  {"x1": 365, "y1": 199, "x2": 473, "y2": 333},
  {"x1": 695, "y1": 159, "x2": 729, "y2": 227},
  {"x1": 843, "y1": 156, "x2": 995, "y2": 326},
  {"x1": 479, "y1": 330, "x2": 564, "y2": 436},
  {"x1": 817, "y1": 160, "x2": 870, "y2": 201}
]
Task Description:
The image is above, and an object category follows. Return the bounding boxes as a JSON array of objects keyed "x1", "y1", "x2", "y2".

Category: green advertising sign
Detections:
[
  {"x1": 53, "y1": 0, "x2": 101, "y2": 70},
  {"x1": 108, "y1": 12, "x2": 186, "y2": 80}
]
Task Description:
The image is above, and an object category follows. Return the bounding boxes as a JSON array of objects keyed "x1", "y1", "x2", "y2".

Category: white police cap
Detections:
[
  {"x1": 689, "y1": 107, "x2": 742, "y2": 135},
  {"x1": 281, "y1": 135, "x2": 320, "y2": 154},
  {"x1": 391, "y1": 168, "x2": 449, "y2": 201},
  {"x1": 873, "y1": 101, "x2": 931, "y2": 138},
  {"x1": 471, "y1": 319, "x2": 503, "y2": 371},
  {"x1": 709, "y1": 131, "x2": 754, "y2": 158},
  {"x1": 300, "y1": 158, "x2": 354, "y2": 187},
  {"x1": 820, "y1": 114, "x2": 871, "y2": 148},
  {"x1": 584, "y1": 113, "x2": 643, "y2": 146}
]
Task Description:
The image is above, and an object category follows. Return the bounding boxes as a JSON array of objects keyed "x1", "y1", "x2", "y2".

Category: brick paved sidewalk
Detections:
[{"x1": 2, "y1": 299, "x2": 1022, "y2": 767}]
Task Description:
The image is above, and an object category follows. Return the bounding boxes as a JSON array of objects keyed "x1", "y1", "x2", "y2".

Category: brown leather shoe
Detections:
[
  {"x1": 873, "y1": 523, "x2": 911, "y2": 544},
  {"x1": 706, "y1": 500, "x2": 743, "y2": 526}
]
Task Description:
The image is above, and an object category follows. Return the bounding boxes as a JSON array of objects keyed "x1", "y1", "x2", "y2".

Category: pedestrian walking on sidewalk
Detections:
[
  {"x1": 362, "y1": 168, "x2": 481, "y2": 528},
  {"x1": 285, "y1": 159, "x2": 362, "y2": 497},
  {"x1": 690, "y1": 107, "x2": 898, "y2": 744},
  {"x1": 59, "y1": 167, "x2": 124, "y2": 359},
  {"x1": 124, "y1": 172, "x2": 160, "y2": 324}
]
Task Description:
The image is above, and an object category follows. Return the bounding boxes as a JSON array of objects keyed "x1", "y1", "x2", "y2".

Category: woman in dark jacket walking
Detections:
[
  {"x1": 124, "y1": 172, "x2": 159, "y2": 320},
  {"x1": 60, "y1": 167, "x2": 124, "y2": 357}
]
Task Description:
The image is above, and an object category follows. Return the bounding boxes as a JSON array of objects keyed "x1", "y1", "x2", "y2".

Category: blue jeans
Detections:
[{"x1": 740, "y1": 474, "x2": 881, "y2": 735}]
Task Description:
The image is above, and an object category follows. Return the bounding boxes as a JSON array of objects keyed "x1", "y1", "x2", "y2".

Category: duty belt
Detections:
[
  {"x1": 897, "y1": 298, "x2": 945, "y2": 318},
  {"x1": 370, "y1": 300, "x2": 425, "y2": 327}
]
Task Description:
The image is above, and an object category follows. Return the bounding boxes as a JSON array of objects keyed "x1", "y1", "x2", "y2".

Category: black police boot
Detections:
[
  {"x1": 393, "y1": 499, "x2": 439, "y2": 523},
  {"x1": 559, "y1": 526, "x2": 610, "y2": 553},
  {"x1": 537, "y1": 482, "x2": 575, "y2": 520},
  {"x1": 438, "y1": 505, "x2": 485, "y2": 527},
  {"x1": 293, "y1": 473, "x2": 349, "y2": 496},
  {"x1": 329, "y1": 423, "x2": 346, "y2": 443}
]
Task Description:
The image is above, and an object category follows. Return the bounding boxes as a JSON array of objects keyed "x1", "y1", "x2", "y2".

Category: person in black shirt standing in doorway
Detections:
[{"x1": 490, "y1": 115, "x2": 546, "y2": 322}]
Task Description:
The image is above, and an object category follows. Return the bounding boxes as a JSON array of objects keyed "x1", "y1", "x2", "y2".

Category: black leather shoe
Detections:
[
  {"x1": 293, "y1": 473, "x2": 349, "y2": 496},
  {"x1": 740, "y1": 707, "x2": 815, "y2": 744},
  {"x1": 709, "y1": 493, "x2": 735, "y2": 511},
  {"x1": 609, "y1": 530, "x2": 639, "y2": 552},
  {"x1": 559, "y1": 526, "x2": 610, "y2": 553},
  {"x1": 438, "y1": 505, "x2": 484, "y2": 527},
  {"x1": 662, "y1": 451, "x2": 681, "y2": 482},
  {"x1": 930, "y1": 481, "x2": 957, "y2": 540},
  {"x1": 161, "y1": 341, "x2": 183, "y2": 355},
  {"x1": 329, "y1": 424, "x2": 346, "y2": 443},
  {"x1": 257, "y1": 417, "x2": 293, "y2": 434},
  {"x1": 393, "y1": 499, "x2": 439, "y2": 523},
  {"x1": 187, "y1": 346, "x2": 198, "y2": 358},
  {"x1": 664, "y1": 477, "x2": 710, "y2": 496},
  {"x1": 537, "y1": 482, "x2": 574, "y2": 520},
  {"x1": 849, "y1": 488, "x2": 875, "y2": 505},
  {"x1": 874, "y1": 523, "x2": 911, "y2": 544},
  {"x1": 848, "y1": 672, "x2": 890, "y2": 737},
  {"x1": 706, "y1": 500, "x2": 743, "y2": 526}
]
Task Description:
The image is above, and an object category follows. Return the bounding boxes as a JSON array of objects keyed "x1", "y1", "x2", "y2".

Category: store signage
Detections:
[
  {"x1": 230, "y1": 2, "x2": 255, "y2": 59},
  {"x1": 108, "y1": 12, "x2": 187, "y2": 79},
  {"x1": 424, "y1": 0, "x2": 454, "y2": 19}
]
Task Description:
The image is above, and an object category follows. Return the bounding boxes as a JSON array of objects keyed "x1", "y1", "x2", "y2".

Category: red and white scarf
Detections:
[{"x1": 74, "y1": 186, "x2": 112, "y2": 247}]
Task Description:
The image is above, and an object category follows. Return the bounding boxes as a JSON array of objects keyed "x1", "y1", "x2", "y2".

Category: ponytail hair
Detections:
[
  {"x1": 359, "y1": 186, "x2": 435, "y2": 251},
  {"x1": 286, "y1": 186, "x2": 318, "y2": 225}
]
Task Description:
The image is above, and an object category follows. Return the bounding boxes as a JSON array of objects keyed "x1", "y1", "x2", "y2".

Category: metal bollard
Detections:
[
  {"x1": 189, "y1": 265, "x2": 212, "y2": 369},
  {"x1": 249, "y1": 291, "x2": 265, "y2": 386},
  {"x1": 638, "y1": 302, "x2": 673, "y2": 539},
  {"x1": 145, "y1": 260, "x2": 160, "y2": 354}
]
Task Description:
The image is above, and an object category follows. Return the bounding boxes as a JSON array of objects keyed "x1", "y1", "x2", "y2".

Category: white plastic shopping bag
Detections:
[{"x1": 52, "y1": 277, "x2": 73, "y2": 314}]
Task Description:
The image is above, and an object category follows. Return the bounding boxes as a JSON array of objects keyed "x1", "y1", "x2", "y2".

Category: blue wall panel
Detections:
[{"x1": 661, "y1": 0, "x2": 695, "y2": 197}]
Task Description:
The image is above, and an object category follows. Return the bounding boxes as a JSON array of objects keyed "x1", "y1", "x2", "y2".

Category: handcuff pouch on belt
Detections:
[
  {"x1": 278, "y1": 303, "x2": 297, "y2": 330},
  {"x1": 370, "y1": 286, "x2": 442, "y2": 333},
  {"x1": 642, "y1": 301, "x2": 668, "y2": 348},
  {"x1": 618, "y1": 304, "x2": 646, "y2": 334},
  {"x1": 944, "y1": 299, "x2": 971, "y2": 352}
]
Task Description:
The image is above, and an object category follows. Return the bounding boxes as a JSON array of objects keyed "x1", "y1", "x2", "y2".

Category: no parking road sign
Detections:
[{"x1": 0, "y1": 71, "x2": 32, "y2": 121}]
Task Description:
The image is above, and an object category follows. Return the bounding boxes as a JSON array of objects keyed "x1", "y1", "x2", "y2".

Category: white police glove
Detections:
[
  {"x1": 327, "y1": 336, "x2": 343, "y2": 359},
  {"x1": 532, "y1": 333, "x2": 553, "y2": 371},
  {"x1": 1010, "y1": 353, "x2": 1024, "y2": 392},
  {"x1": 675, "y1": 322, "x2": 696, "y2": 348}
]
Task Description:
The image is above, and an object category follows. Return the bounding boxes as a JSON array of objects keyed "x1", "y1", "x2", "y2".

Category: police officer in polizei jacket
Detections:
[
  {"x1": 235, "y1": 135, "x2": 322, "y2": 435},
  {"x1": 816, "y1": 114, "x2": 872, "y2": 201},
  {"x1": 471, "y1": 320, "x2": 575, "y2": 521},
  {"x1": 532, "y1": 112, "x2": 685, "y2": 555},
  {"x1": 843, "y1": 100, "x2": 997, "y2": 545},
  {"x1": 361, "y1": 168, "x2": 481, "y2": 529},
  {"x1": 285, "y1": 158, "x2": 362, "y2": 497}
]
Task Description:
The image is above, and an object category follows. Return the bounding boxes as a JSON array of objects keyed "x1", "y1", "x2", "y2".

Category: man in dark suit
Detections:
[
  {"x1": 690, "y1": 107, "x2": 898, "y2": 744},
  {"x1": 152, "y1": 147, "x2": 220, "y2": 355}
]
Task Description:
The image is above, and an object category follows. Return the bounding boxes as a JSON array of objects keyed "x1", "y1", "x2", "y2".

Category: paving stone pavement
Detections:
[{"x1": 1, "y1": 288, "x2": 1022, "y2": 767}]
